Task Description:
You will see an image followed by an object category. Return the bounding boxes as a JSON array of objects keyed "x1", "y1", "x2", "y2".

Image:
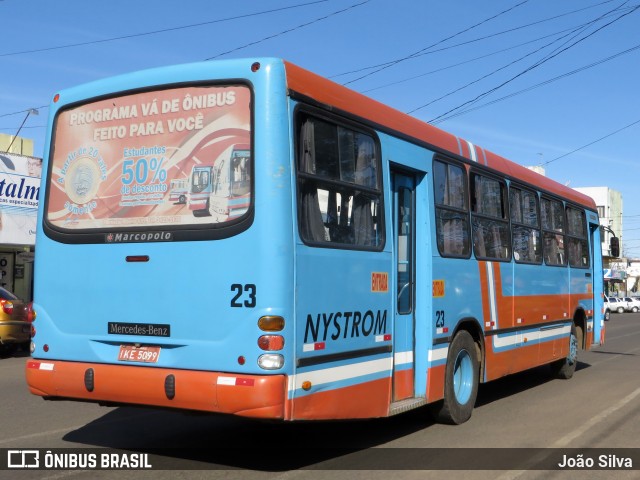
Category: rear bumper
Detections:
[
  {"x1": 26, "y1": 359, "x2": 286, "y2": 419},
  {"x1": 187, "y1": 194, "x2": 208, "y2": 210},
  {"x1": 0, "y1": 322, "x2": 30, "y2": 344}
]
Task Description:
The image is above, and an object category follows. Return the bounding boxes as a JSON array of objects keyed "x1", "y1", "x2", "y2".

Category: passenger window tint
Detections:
[
  {"x1": 541, "y1": 197, "x2": 566, "y2": 266},
  {"x1": 566, "y1": 206, "x2": 590, "y2": 268},
  {"x1": 434, "y1": 160, "x2": 470, "y2": 257},
  {"x1": 297, "y1": 115, "x2": 383, "y2": 248},
  {"x1": 471, "y1": 173, "x2": 510, "y2": 261},
  {"x1": 510, "y1": 187, "x2": 542, "y2": 264}
]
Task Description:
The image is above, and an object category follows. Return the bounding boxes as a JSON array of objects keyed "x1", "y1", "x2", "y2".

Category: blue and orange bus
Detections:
[{"x1": 26, "y1": 58, "x2": 612, "y2": 424}]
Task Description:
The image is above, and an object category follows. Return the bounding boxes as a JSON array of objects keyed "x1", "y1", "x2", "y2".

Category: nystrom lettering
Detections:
[{"x1": 304, "y1": 310, "x2": 388, "y2": 343}]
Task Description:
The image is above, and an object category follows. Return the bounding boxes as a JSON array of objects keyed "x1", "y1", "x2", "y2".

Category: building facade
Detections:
[
  {"x1": 0, "y1": 149, "x2": 41, "y2": 301},
  {"x1": 574, "y1": 186, "x2": 631, "y2": 296},
  {"x1": 0, "y1": 133, "x2": 35, "y2": 157}
]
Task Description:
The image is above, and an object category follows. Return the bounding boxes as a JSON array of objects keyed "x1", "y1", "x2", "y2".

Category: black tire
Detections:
[
  {"x1": 617, "y1": 307, "x2": 625, "y2": 313},
  {"x1": 550, "y1": 323, "x2": 578, "y2": 379},
  {"x1": 633, "y1": 307, "x2": 638, "y2": 313},
  {"x1": 431, "y1": 330, "x2": 479, "y2": 425},
  {"x1": 178, "y1": 194, "x2": 186, "y2": 204},
  {"x1": 604, "y1": 309, "x2": 610, "y2": 321}
]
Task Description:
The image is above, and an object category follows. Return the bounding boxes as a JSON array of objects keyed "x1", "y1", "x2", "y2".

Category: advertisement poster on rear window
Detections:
[{"x1": 48, "y1": 85, "x2": 251, "y2": 230}]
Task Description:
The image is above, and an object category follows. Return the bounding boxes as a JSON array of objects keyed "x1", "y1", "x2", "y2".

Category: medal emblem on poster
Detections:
[{"x1": 64, "y1": 156, "x2": 101, "y2": 205}]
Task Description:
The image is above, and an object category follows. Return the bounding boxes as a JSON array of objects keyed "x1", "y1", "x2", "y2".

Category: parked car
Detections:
[
  {"x1": 623, "y1": 297, "x2": 640, "y2": 313},
  {"x1": 604, "y1": 297, "x2": 611, "y2": 321},
  {"x1": 0, "y1": 287, "x2": 32, "y2": 354},
  {"x1": 607, "y1": 297, "x2": 626, "y2": 314}
]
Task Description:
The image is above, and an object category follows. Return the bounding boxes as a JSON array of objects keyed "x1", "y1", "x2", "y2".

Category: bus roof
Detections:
[{"x1": 283, "y1": 60, "x2": 596, "y2": 210}]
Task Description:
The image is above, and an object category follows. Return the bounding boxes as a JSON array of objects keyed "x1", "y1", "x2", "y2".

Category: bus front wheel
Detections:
[{"x1": 432, "y1": 330, "x2": 479, "y2": 425}]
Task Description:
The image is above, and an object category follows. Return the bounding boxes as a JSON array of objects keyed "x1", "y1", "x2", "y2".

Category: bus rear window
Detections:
[{"x1": 46, "y1": 84, "x2": 252, "y2": 238}]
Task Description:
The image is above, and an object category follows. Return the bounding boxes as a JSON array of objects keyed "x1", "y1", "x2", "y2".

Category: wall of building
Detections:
[
  {"x1": 574, "y1": 186, "x2": 623, "y2": 256},
  {"x1": 0, "y1": 151, "x2": 41, "y2": 301},
  {"x1": 0, "y1": 133, "x2": 34, "y2": 157}
]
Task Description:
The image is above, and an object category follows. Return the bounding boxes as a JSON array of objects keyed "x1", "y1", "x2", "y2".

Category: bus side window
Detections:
[
  {"x1": 541, "y1": 197, "x2": 566, "y2": 266},
  {"x1": 434, "y1": 159, "x2": 470, "y2": 258},
  {"x1": 566, "y1": 206, "x2": 589, "y2": 268},
  {"x1": 297, "y1": 115, "x2": 383, "y2": 249},
  {"x1": 510, "y1": 186, "x2": 542, "y2": 264},
  {"x1": 471, "y1": 173, "x2": 510, "y2": 261}
]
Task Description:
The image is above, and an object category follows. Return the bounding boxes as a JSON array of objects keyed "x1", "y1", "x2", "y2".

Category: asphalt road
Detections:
[{"x1": 1, "y1": 313, "x2": 639, "y2": 480}]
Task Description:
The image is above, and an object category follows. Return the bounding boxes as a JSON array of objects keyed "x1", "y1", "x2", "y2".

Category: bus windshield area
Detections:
[{"x1": 191, "y1": 169, "x2": 212, "y2": 194}]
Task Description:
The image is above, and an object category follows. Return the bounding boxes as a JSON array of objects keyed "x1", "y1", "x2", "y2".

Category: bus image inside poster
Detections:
[{"x1": 47, "y1": 85, "x2": 251, "y2": 231}]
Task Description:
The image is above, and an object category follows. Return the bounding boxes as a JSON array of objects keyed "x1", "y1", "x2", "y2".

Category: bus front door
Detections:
[{"x1": 392, "y1": 171, "x2": 416, "y2": 402}]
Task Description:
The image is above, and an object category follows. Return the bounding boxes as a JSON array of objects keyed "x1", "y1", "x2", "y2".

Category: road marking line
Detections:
[
  {"x1": 496, "y1": 387, "x2": 640, "y2": 480},
  {"x1": 552, "y1": 387, "x2": 640, "y2": 448},
  {"x1": 0, "y1": 426, "x2": 81, "y2": 446}
]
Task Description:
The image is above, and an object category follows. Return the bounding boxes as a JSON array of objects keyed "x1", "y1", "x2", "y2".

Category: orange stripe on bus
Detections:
[
  {"x1": 283, "y1": 61, "x2": 461, "y2": 157},
  {"x1": 283, "y1": 61, "x2": 595, "y2": 210}
]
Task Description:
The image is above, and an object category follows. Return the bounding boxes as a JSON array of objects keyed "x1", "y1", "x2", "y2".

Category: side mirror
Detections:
[{"x1": 610, "y1": 236, "x2": 620, "y2": 257}]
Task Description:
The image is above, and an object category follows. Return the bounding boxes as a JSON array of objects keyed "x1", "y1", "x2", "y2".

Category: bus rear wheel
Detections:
[
  {"x1": 550, "y1": 323, "x2": 578, "y2": 379},
  {"x1": 432, "y1": 330, "x2": 479, "y2": 425}
]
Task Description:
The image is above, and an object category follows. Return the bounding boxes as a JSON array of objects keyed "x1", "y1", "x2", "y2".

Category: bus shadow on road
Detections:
[
  {"x1": 62, "y1": 405, "x2": 437, "y2": 470},
  {"x1": 475, "y1": 361, "x2": 591, "y2": 408}
]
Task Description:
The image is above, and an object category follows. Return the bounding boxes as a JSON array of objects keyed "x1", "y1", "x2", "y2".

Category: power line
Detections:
[
  {"x1": 429, "y1": 39, "x2": 640, "y2": 125},
  {"x1": 331, "y1": 0, "x2": 620, "y2": 80},
  {"x1": 406, "y1": 16, "x2": 602, "y2": 114},
  {"x1": 0, "y1": 125, "x2": 46, "y2": 131},
  {"x1": 426, "y1": 2, "x2": 638, "y2": 123},
  {"x1": 542, "y1": 118, "x2": 640, "y2": 166},
  {"x1": 362, "y1": 25, "x2": 594, "y2": 94},
  {"x1": 342, "y1": 0, "x2": 530, "y2": 86},
  {"x1": 0, "y1": 1, "x2": 330, "y2": 58},
  {"x1": 0, "y1": 105, "x2": 48, "y2": 119},
  {"x1": 205, "y1": 0, "x2": 370, "y2": 60}
]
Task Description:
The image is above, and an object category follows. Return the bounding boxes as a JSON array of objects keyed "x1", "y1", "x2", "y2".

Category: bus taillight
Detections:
[
  {"x1": 29, "y1": 302, "x2": 37, "y2": 354},
  {"x1": 258, "y1": 335, "x2": 284, "y2": 351}
]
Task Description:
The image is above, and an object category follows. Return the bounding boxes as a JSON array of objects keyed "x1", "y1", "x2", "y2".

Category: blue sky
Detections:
[{"x1": 2, "y1": 0, "x2": 639, "y2": 255}]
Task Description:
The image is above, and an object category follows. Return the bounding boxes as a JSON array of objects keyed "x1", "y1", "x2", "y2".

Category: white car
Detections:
[
  {"x1": 623, "y1": 297, "x2": 640, "y2": 313},
  {"x1": 606, "y1": 297, "x2": 626, "y2": 314}
]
